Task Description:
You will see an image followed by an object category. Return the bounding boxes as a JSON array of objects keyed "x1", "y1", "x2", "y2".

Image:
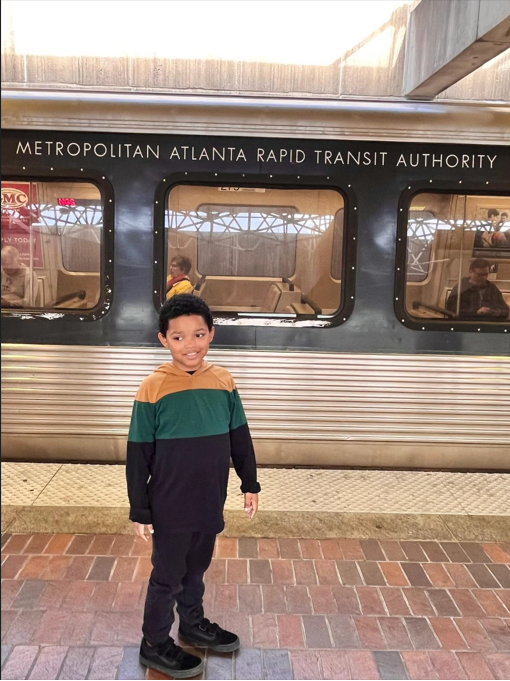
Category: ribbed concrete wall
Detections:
[{"x1": 1, "y1": 2, "x2": 508, "y2": 101}]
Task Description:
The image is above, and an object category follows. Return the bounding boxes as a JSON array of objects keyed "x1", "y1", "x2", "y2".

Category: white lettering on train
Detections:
[{"x1": 13, "y1": 141, "x2": 498, "y2": 170}]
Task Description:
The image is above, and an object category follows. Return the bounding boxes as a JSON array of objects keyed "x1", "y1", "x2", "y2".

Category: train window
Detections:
[
  {"x1": 165, "y1": 185, "x2": 345, "y2": 316},
  {"x1": 1, "y1": 180, "x2": 103, "y2": 311},
  {"x1": 403, "y1": 193, "x2": 510, "y2": 324}
]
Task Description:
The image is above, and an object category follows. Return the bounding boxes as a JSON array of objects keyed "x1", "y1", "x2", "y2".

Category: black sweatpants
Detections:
[{"x1": 143, "y1": 530, "x2": 216, "y2": 646}]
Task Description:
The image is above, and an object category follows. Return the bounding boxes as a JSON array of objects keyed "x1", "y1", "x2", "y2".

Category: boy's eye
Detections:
[
  {"x1": 172, "y1": 336, "x2": 182, "y2": 341},
  {"x1": 196, "y1": 333, "x2": 205, "y2": 338}
]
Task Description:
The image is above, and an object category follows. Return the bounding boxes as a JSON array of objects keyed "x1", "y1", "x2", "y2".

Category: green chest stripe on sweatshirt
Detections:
[{"x1": 128, "y1": 388, "x2": 247, "y2": 442}]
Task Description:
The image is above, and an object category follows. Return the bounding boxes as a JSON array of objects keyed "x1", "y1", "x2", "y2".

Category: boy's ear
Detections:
[
  {"x1": 158, "y1": 332, "x2": 169, "y2": 348},
  {"x1": 209, "y1": 326, "x2": 215, "y2": 342}
]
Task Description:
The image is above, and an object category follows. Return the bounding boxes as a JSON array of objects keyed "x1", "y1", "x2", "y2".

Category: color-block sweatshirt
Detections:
[{"x1": 126, "y1": 361, "x2": 261, "y2": 534}]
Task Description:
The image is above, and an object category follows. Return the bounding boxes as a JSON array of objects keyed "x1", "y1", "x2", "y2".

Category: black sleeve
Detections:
[
  {"x1": 493, "y1": 288, "x2": 509, "y2": 318},
  {"x1": 445, "y1": 287, "x2": 458, "y2": 314},
  {"x1": 126, "y1": 398, "x2": 155, "y2": 524},
  {"x1": 230, "y1": 388, "x2": 261, "y2": 494}
]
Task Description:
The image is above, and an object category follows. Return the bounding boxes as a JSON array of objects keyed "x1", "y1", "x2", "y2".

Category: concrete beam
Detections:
[{"x1": 404, "y1": 0, "x2": 510, "y2": 99}]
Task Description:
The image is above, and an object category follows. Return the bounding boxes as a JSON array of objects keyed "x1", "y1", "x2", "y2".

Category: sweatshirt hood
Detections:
[{"x1": 154, "y1": 360, "x2": 213, "y2": 377}]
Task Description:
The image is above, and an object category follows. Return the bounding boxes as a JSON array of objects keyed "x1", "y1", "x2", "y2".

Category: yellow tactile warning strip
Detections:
[
  {"x1": 2, "y1": 463, "x2": 509, "y2": 516},
  {"x1": 0, "y1": 463, "x2": 61, "y2": 506}
]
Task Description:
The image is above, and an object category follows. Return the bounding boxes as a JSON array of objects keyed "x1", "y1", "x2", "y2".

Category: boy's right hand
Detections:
[{"x1": 133, "y1": 522, "x2": 154, "y2": 541}]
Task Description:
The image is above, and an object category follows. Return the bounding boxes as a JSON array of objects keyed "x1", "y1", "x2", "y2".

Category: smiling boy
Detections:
[{"x1": 126, "y1": 294, "x2": 260, "y2": 678}]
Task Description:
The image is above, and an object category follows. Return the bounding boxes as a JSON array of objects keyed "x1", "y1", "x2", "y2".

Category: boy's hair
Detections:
[
  {"x1": 159, "y1": 294, "x2": 213, "y2": 334},
  {"x1": 470, "y1": 258, "x2": 490, "y2": 271},
  {"x1": 488, "y1": 208, "x2": 499, "y2": 218},
  {"x1": 170, "y1": 255, "x2": 192, "y2": 275}
]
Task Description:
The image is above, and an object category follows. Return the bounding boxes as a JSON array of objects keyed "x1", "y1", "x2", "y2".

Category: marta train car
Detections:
[{"x1": 1, "y1": 92, "x2": 509, "y2": 469}]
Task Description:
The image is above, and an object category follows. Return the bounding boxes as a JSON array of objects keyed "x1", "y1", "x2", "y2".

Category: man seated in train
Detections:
[
  {"x1": 446, "y1": 258, "x2": 509, "y2": 320},
  {"x1": 165, "y1": 254, "x2": 194, "y2": 299},
  {"x1": 1, "y1": 245, "x2": 38, "y2": 308}
]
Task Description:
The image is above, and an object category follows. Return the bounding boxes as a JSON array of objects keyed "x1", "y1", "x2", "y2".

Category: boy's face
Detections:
[{"x1": 158, "y1": 314, "x2": 214, "y2": 372}]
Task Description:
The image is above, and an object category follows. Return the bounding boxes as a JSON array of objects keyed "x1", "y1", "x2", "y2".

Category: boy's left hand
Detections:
[{"x1": 244, "y1": 493, "x2": 258, "y2": 519}]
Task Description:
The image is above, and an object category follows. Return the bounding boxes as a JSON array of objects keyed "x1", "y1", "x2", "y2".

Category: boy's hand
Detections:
[
  {"x1": 244, "y1": 493, "x2": 258, "y2": 519},
  {"x1": 133, "y1": 522, "x2": 154, "y2": 541}
]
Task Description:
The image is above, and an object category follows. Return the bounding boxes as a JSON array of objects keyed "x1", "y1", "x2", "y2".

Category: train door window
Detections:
[
  {"x1": 1, "y1": 180, "x2": 103, "y2": 311},
  {"x1": 403, "y1": 193, "x2": 510, "y2": 325},
  {"x1": 165, "y1": 185, "x2": 345, "y2": 317}
]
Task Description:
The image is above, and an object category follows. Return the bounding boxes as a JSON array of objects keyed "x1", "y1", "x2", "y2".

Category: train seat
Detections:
[
  {"x1": 275, "y1": 286, "x2": 302, "y2": 312},
  {"x1": 194, "y1": 276, "x2": 283, "y2": 312}
]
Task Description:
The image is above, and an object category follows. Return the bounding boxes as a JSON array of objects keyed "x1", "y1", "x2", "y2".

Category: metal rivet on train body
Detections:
[
  {"x1": 109, "y1": 260, "x2": 112, "y2": 263},
  {"x1": 102, "y1": 176, "x2": 106, "y2": 180},
  {"x1": 215, "y1": 173, "x2": 218, "y2": 176},
  {"x1": 50, "y1": 167, "x2": 54, "y2": 171},
  {"x1": 155, "y1": 231, "x2": 158, "y2": 234},
  {"x1": 242, "y1": 174, "x2": 245, "y2": 177},
  {"x1": 451, "y1": 328, "x2": 454, "y2": 331},
  {"x1": 80, "y1": 168, "x2": 84, "y2": 171},
  {"x1": 352, "y1": 266, "x2": 355, "y2": 270},
  {"x1": 422, "y1": 327, "x2": 425, "y2": 330},
  {"x1": 354, "y1": 207, "x2": 357, "y2": 211},
  {"x1": 397, "y1": 267, "x2": 400, "y2": 271},
  {"x1": 486, "y1": 181, "x2": 489, "y2": 184},
  {"x1": 429, "y1": 179, "x2": 433, "y2": 183},
  {"x1": 154, "y1": 260, "x2": 157, "y2": 264},
  {"x1": 398, "y1": 238, "x2": 402, "y2": 241},
  {"x1": 402, "y1": 319, "x2": 405, "y2": 322},
  {"x1": 395, "y1": 297, "x2": 398, "y2": 300},
  {"x1": 348, "y1": 184, "x2": 351, "y2": 187},
  {"x1": 343, "y1": 318, "x2": 346, "y2": 321},
  {"x1": 155, "y1": 201, "x2": 158, "y2": 204},
  {"x1": 297, "y1": 176, "x2": 300, "y2": 179},
  {"x1": 22, "y1": 166, "x2": 26, "y2": 170},
  {"x1": 505, "y1": 329, "x2": 507, "y2": 332},
  {"x1": 408, "y1": 186, "x2": 411, "y2": 189},
  {"x1": 351, "y1": 296, "x2": 354, "y2": 299},
  {"x1": 327, "y1": 177, "x2": 330, "y2": 180},
  {"x1": 270, "y1": 175, "x2": 273, "y2": 178},
  {"x1": 154, "y1": 291, "x2": 157, "y2": 294},
  {"x1": 477, "y1": 328, "x2": 480, "y2": 331},
  {"x1": 400, "y1": 208, "x2": 403, "y2": 211},
  {"x1": 185, "y1": 172, "x2": 188, "y2": 175},
  {"x1": 109, "y1": 199, "x2": 112, "y2": 202},
  {"x1": 163, "y1": 179, "x2": 166, "y2": 182}
]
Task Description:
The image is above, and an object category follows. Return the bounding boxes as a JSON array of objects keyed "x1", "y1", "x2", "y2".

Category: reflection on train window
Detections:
[
  {"x1": 166, "y1": 186, "x2": 344, "y2": 316},
  {"x1": 405, "y1": 193, "x2": 510, "y2": 323},
  {"x1": 1, "y1": 180, "x2": 103, "y2": 310}
]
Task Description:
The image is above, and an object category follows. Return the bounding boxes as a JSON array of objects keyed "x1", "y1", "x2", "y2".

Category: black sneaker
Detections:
[
  {"x1": 179, "y1": 617, "x2": 240, "y2": 653},
  {"x1": 139, "y1": 637, "x2": 204, "y2": 679}
]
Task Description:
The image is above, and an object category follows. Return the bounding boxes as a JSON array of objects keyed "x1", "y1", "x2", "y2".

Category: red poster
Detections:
[{"x1": 1, "y1": 182, "x2": 44, "y2": 268}]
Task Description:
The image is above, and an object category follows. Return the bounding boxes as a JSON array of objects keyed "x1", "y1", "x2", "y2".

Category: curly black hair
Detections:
[{"x1": 159, "y1": 294, "x2": 213, "y2": 334}]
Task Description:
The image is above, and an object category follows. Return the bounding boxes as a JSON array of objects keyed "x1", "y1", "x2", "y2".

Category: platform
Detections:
[{"x1": 2, "y1": 463, "x2": 509, "y2": 541}]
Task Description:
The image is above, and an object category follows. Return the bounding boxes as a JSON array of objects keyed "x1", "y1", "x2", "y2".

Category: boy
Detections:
[{"x1": 126, "y1": 294, "x2": 260, "y2": 678}]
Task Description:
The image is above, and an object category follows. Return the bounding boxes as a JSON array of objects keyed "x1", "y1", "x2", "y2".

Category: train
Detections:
[{"x1": 1, "y1": 91, "x2": 509, "y2": 469}]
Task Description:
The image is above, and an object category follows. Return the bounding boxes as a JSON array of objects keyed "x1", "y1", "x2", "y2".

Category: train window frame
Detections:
[
  {"x1": 154, "y1": 177, "x2": 356, "y2": 327},
  {"x1": 395, "y1": 184, "x2": 510, "y2": 333},
  {"x1": 1, "y1": 168, "x2": 114, "y2": 320}
]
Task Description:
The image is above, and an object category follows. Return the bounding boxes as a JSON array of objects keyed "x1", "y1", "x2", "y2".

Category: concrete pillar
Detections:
[{"x1": 403, "y1": 0, "x2": 510, "y2": 99}]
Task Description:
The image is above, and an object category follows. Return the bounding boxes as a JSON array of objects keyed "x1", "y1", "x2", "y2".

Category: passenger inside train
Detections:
[
  {"x1": 1, "y1": 245, "x2": 38, "y2": 308},
  {"x1": 165, "y1": 255, "x2": 194, "y2": 299},
  {"x1": 405, "y1": 193, "x2": 510, "y2": 322},
  {"x1": 165, "y1": 185, "x2": 344, "y2": 316},
  {"x1": 445, "y1": 258, "x2": 509, "y2": 320}
]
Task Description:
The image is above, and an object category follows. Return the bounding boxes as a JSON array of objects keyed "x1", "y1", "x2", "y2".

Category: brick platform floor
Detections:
[{"x1": 1, "y1": 534, "x2": 510, "y2": 679}]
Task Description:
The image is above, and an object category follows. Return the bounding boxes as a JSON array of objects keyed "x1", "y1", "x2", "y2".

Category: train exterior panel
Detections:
[{"x1": 1, "y1": 95, "x2": 509, "y2": 467}]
